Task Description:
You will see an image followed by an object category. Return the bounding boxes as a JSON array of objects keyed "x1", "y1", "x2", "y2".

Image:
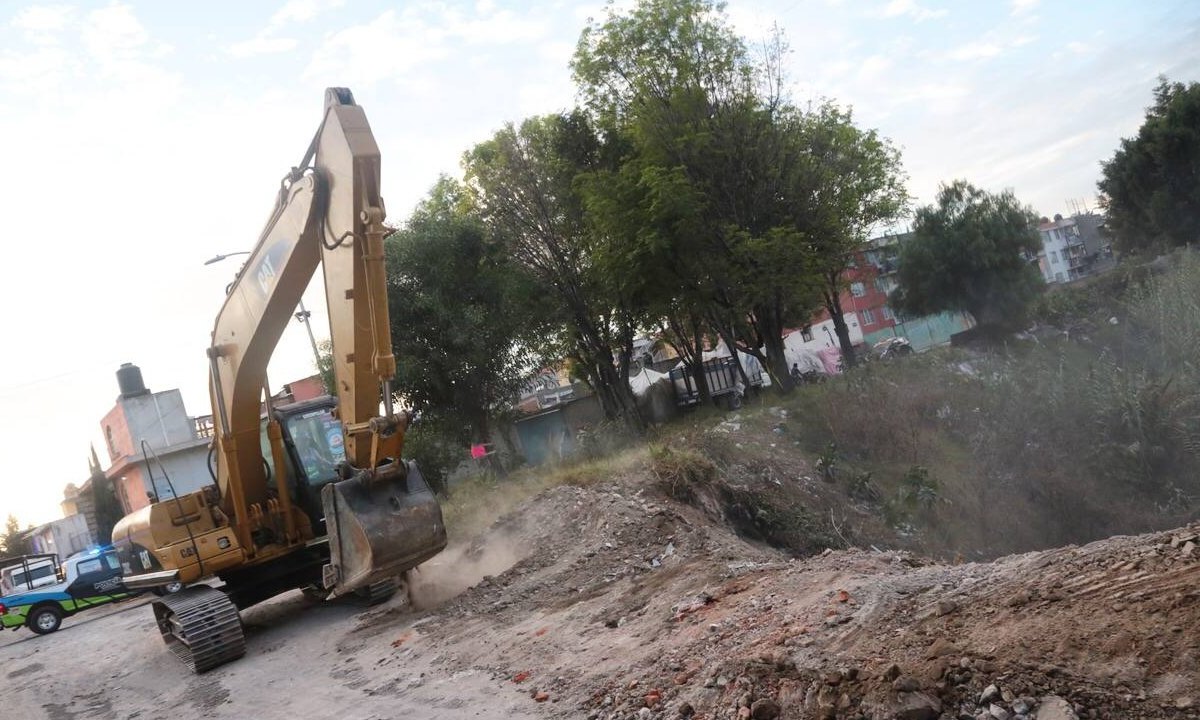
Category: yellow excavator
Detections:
[{"x1": 111, "y1": 88, "x2": 446, "y2": 673}]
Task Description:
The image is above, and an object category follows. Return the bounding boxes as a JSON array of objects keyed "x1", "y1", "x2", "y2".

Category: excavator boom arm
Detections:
[{"x1": 208, "y1": 89, "x2": 400, "y2": 520}]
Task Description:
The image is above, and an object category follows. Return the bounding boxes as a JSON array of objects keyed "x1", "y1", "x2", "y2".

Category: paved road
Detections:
[{"x1": 0, "y1": 589, "x2": 539, "y2": 720}]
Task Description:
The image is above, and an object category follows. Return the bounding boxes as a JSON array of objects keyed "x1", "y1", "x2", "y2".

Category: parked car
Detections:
[
  {"x1": 873, "y1": 336, "x2": 914, "y2": 360},
  {"x1": 0, "y1": 548, "x2": 136, "y2": 635}
]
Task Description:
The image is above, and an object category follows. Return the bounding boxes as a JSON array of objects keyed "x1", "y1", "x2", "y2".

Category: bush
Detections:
[{"x1": 782, "y1": 253, "x2": 1200, "y2": 555}]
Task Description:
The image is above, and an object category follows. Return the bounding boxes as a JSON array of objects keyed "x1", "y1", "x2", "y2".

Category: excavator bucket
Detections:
[{"x1": 320, "y1": 460, "x2": 446, "y2": 598}]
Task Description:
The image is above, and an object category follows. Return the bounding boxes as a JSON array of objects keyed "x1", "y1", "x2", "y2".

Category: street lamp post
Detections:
[{"x1": 203, "y1": 251, "x2": 323, "y2": 368}]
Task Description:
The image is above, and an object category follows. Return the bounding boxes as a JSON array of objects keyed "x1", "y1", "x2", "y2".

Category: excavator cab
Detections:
[{"x1": 265, "y1": 397, "x2": 446, "y2": 597}]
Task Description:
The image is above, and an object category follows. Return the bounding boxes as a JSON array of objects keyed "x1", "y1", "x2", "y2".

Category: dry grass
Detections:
[{"x1": 440, "y1": 447, "x2": 647, "y2": 538}]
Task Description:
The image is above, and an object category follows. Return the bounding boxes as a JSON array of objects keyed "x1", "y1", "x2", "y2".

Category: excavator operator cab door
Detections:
[{"x1": 266, "y1": 397, "x2": 346, "y2": 533}]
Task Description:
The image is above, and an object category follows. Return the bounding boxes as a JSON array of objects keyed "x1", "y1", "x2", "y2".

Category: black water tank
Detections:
[{"x1": 116, "y1": 363, "x2": 150, "y2": 399}]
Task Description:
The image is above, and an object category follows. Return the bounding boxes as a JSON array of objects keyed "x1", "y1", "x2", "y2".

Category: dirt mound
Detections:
[{"x1": 396, "y1": 467, "x2": 1200, "y2": 720}]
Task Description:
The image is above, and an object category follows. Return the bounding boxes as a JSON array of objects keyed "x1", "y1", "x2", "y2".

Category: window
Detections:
[
  {"x1": 1050, "y1": 250, "x2": 1058, "y2": 263},
  {"x1": 861, "y1": 308, "x2": 875, "y2": 325},
  {"x1": 105, "y1": 554, "x2": 121, "y2": 571},
  {"x1": 882, "y1": 306, "x2": 894, "y2": 320},
  {"x1": 850, "y1": 282, "x2": 866, "y2": 298},
  {"x1": 1055, "y1": 272, "x2": 1064, "y2": 282},
  {"x1": 76, "y1": 558, "x2": 103, "y2": 575},
  {"x1": 286, "y1": 407, "x2": 347, "y2": 486},
  {"x1": 801, "y1": 327, "x2": 813, "y2": 342}
]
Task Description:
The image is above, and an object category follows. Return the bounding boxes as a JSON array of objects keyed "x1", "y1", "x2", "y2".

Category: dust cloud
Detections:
[{"x1": 408, "y1": 536, "x2": 523, "y2": 610}]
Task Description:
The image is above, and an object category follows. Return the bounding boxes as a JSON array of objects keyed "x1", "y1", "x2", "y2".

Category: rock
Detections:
[
  {"x1": 1006, "y1": 590, "x2": 1031, "y2": 607},
  {"x1": 988, "y1": 703, "x2": 1010, "y2": 720},
  {"x1": 893, "y1": 676, "x2": 921, "y2": 692},
  {"x1": 1037, "y1": 696, "x2": 1078, "y2": 720},
  {"x1": 1012, "y1": 697, "x2": 1033, "y2": 715},
  {"x1": 823, "y1": 671, "x2": 843, "y2": 685},
  {"x1": 737, "y1": 707, "x2": 752, "y2": 719},
  {"x1": 927, "y1": 638, "x2": 959, "y2": 658},
  {"x1": 677, "y1": 701, "x2": 695, "y2": 717},
  {"x1": 638, "y1": 708, "x2": 653, "y2": 719},
  {"x1": 889, "y1": 691, "x2": 942, "y2": 720},
  {"x1": 533, "y1": 691, "x2": 550, "y2": 702},
  {"x1": 1177, "y1": 697, "x2": 1195, "y2": 709},
  {"x1": 884, "y1": 664, "x2": 902, "y2": 681},
  {"x1": 980, "y1": 685, "x2": 1000, "y2": 703},
  {"x1": 937, "y1": 599, "x2": 960, "y2": 616},
  {"x1": 750, "y1": 698, "x2": 781, "y2": 720},
  {"x1": 1184, "y1": 541, "x2": 1197, "y2": 558},
  {"x1": 739, "y1": 692, "x2": 753, "y2": 708}
]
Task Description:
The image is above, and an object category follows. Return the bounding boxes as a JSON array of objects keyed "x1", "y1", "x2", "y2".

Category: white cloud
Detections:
[
  {"x1": 949, "y1": 41, "x2": 1002, "y2": 61},
  {"x1": 1011, "y1": 0, "x2": 1039, "y2": 16},
  {"x1": 225, "y1": 0, "x2": 345, "y2": 58},
  {"x1": 227, "y1": 35, "x2": 299, "y2": 58},
  {"x1": 270, "y1": 0, "x2": 346, "y2": 26},
  {"x1": 858, "y1": 54, "x2": 892, "y2": 81},
  {"x1": 12, "y1": 4, "x2": 74, "y2": 35},
  {"x1": 880, "y1": 0, "x2": 947, "y2": 22},
  {"x1": 304, "y1": 5, "x2": 551, "y2": 89},
  {"x1": 83, "y1": 2, "x2": 149, "y2": 63}
]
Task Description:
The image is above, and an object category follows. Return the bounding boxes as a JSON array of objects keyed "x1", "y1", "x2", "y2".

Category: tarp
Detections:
[
  {"x1": 818, "y1": 346, "x2": 843, "y2": 375},
  {"x1": 629, "y1": 367, "x2": 669, "y2": 397},
  {"x1": 786, "y1": 347, "x2": 825, "y2": 375}
]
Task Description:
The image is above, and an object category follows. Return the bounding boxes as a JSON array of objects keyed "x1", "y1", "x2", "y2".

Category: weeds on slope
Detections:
[{"x1": 785, "y1": 251, "x2": 1200, "y2": 555}]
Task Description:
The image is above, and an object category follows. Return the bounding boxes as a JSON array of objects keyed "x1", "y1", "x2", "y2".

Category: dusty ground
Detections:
[
  {"x1": 3, "y1": 452, "x2": 1199, "y2": 719},
  {"x1": 0, "y1": 585, "x2": 539, "y2": 719}
]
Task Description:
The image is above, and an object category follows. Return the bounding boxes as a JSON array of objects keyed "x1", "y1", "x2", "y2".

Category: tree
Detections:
[
  {"x1": 892, "y1": 180, "x2": 1044, "y2": 329},
  {"x1": 1, "y1": 514, "x2": 29, "y2": 558},
  {"x1": 385, "y1": 176, "x2": 548, "y2": 443},
  {"x1": 463, "y1": 115, "x2": 645, "y2": 427},
  {"x1": 1099, "y1": 78, "x2": 1200, "y2": 254},
  {"x1": 788, "y1": 104, "x2": 908, "y2": 367},
  {"x1": 88, "y1": 446, "x2": 124, "y2": 545},
  {"x1": 571, "y1": 0, "x2": 905, "y2": 382}
]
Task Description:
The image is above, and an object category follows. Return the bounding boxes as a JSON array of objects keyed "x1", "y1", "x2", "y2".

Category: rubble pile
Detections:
[{"x1": 409, "y1": 474, "x2": 1199, "y2": 720}]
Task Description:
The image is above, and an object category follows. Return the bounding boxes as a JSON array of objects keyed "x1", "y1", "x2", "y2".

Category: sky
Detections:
[{"x1": 0, "y1": 0, "x2": 1196, "y2": 528}]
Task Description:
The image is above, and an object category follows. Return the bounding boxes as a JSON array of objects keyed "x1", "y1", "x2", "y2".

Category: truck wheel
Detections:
[{"x1": 27, "y1": 606, "x2": 63, "y2": 635}]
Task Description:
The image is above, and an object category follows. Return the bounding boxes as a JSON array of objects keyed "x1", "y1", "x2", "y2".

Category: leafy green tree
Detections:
[
  {"x1": 572, "y1": 0, "x2": 905, "y2": 381},
  {"x1": 892, "y1": 180, "x2": 1044, "y2": 329},
  {"x1": 463, "y1": 115, "x2": 645, "y2": 427},
  {"x1": 315, "y1": 339, "x2": 335, "y2": 396},
  {"x1": 88, "y1": 447, "x2": 124, "y2": 545},
  {"x1": 787, "y1": 104, "x2": 908, "y2": 367},
  {"x1": 385, "y1": 176, "x2": 548, "y2": 443},
  {"x1": 1099, "y1": 78, "x2": 1200, "y2": 254},
  {"x1": 0, "y1": 514, "x2": 29, "y2": 558}
]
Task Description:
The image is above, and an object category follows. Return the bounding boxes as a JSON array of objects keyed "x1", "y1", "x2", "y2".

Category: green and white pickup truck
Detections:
[{"x1": 0, "y1": 549, "x2": 134, "y2": 634}]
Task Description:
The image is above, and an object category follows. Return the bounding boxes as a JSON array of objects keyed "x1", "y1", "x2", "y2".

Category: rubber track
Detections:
[{"x1": 154, "y1": 586, "x2": 245, "y2": 673}]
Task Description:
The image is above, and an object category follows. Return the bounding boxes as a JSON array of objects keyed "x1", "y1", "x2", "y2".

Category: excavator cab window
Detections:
[{"x1": 284, "y1": 407, "x2": 346, "y2": 488}]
